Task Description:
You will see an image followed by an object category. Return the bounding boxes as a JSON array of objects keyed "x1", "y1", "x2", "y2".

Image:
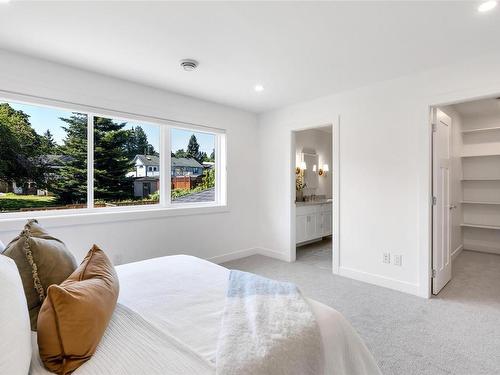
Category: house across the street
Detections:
[{"x1": 130, "y1": 154, "x2": 205, "y2": 198}]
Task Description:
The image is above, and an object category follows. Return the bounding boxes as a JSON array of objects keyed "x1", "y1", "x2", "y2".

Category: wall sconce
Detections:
[
  {"x1": 319, "y1": 164, "x2": 329, "y2": 176},
  {"x1": 296, "y1": 161, "x2": 307, "y2": 174}
]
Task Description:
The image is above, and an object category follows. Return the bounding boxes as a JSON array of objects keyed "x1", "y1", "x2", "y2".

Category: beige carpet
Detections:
[{"x1": 223, "y1": 250, "x2": 500, "y2": 375}]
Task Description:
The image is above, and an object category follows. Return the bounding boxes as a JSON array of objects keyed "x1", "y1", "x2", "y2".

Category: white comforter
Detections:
[{"x1": 30, "y1": 255, "x2": 381, "y2": 375}]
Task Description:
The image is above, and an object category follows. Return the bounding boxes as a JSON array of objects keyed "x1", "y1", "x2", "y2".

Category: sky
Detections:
[{"x1": 7, "y1": 101, "x2": 214, "y2": 155}]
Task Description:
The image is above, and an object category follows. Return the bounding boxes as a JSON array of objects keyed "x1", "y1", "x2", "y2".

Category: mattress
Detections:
[{"x1": 30, "y1": 255, "x2": 380, "y2": 375}]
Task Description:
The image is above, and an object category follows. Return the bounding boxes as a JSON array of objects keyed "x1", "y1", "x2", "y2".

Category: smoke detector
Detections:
[{"x1": 180, "y1": 59, "x2": 199, "y2": 72}]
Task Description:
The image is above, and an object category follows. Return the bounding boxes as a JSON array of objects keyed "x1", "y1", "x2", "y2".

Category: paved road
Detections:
[{"x1": 172, "y1": 187, "x2": 215, "y2": 203}]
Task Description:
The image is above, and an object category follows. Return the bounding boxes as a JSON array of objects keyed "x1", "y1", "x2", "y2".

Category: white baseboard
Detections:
[
  {"x1": 208, "y1": 248, "x2": 259, "y2": 264},
  {"x1": 463, "y1": 244, "x2": 500, "y2": 255},
  {"x1": 256, "y1": 247, "x2": 291, "y2": 262},
  {"x1": 338, "y1": 266, "x2": 420, "y2": 296},
  {"x1": 208, "y1": 247, "x2": 290, "y2": 265},
  {"x1": 451, "y1": 244, "x2": 463, "y2": 261},
  {"x1": 210, "y1": 248, "x2": 420, "y2": 296}
]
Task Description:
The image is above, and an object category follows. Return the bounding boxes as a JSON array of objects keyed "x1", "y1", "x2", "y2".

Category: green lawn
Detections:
[{"x1": 0, "y1": 193, "x2": 58, "y2": 212}]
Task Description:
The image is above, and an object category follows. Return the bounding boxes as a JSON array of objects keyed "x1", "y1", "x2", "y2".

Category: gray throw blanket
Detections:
[{"x1": 216, "y1": 270, "x2": 324, "y2": 375}]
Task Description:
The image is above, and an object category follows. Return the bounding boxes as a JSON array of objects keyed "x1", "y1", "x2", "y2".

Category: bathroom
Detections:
[{"x1": 294, "y1": 125, "x2": 333, "y2": 269}]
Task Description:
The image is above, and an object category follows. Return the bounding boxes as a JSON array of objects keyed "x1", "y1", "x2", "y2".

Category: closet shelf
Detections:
[
  {"x1": 462, "y1": 126, "x2": 500, "y2": 134},
  {"x1": 461, "y1": 177, "x2": 500, "y2": 181},
  {"x1": 461, "y1": 223, "x2": 500, "y2": 230},
  {"x1": 461, "y1": 201, "x2": 500, "y2": 205},
  {"x1": 461, "y1": 153, "x2": 500, "y2": 158}
]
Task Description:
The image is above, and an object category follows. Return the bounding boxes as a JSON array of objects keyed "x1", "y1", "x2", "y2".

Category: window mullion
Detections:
[
  {"x1": 87, "y1": 114, "x2": 94, "y2": 209},
  {"x1": 160, "y1": 125, "x2": 171, "y2": 207}
]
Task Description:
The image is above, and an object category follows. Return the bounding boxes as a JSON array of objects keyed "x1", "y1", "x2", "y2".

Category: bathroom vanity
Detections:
[{"x1": 296, "y1": 200, "x2": 332, "y2": 244}]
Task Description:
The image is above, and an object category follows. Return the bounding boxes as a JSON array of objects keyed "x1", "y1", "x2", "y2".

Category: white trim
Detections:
[
  {"x1": 290, "y1": 131, "x2": 297, "y2": 262},
  {"x1": 0, "y1": 89, "x2": 226, "y2": 134},
  {"x1": 424, "y1": 87, "x2": 500, "y2": 298},
  {"x1": 0, "y1": 91, "x2": 227, "y2": 217},
  {"x1": 0, "y1": 204, "x2": 229, "y2": 232},
  {"x1": 451, "y1": 244, "x2": 463, "y2": 261},
  {"x1": 208, "y1": 247, "x2": 290, "y2": 265},
  {"x1": 160, "y1": 126, "x2": 170, "y2": 208},
  {"x1": 87, "y1": 114, "x2": 94, "y2": 208},
  {"x1": 333, "y1": 117, "x2": 340, "y2": 274},
  {"x1": 289, "y1": 120, "x2": 340, "y2": 273},
  {"x1": 208, "y1": 248, "x2": 260, "y2": 264},
  {"x1": 339, "y1": 266, "x2": 420, "y2": 296},
  {"x1": 257, "y1": 247, "x2": 292, "y2": 262}
]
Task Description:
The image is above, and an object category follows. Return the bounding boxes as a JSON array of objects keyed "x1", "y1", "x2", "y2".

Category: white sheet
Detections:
[
  {"x1": 31, "y1": 254, "x2": 381, "y2": 375},
  {"x1": 116, "y1": 255, "x2": 381, "y2": 375},
  {"x1": 30, "y1": 304, "x2": 214, "y2": 375}
]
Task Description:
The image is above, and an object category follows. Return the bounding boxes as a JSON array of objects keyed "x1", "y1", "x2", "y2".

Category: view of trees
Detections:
[
  {"x1": 172, "y1": 134, "x2": 215, "y2": 163},
  {"x1": 0, "y1": 102, "x2": 217, "y2": 212},
  {"x1": 0, "y1": 103, "x2": 46, "y2": 188}
]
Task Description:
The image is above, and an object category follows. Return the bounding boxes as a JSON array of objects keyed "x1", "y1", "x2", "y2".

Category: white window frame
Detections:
[{"x1": 0, "y1": 91, "x2": 228, "y2": 222}]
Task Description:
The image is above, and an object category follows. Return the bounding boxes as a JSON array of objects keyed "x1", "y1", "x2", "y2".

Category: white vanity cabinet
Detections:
[{"x1": 296, "y1": 202, "x2": 332, "y2": 244}]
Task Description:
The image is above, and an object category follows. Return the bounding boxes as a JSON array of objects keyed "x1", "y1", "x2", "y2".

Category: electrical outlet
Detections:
[
  {"x1": 394, "y1": 254, "x2": 402, "y2": 266},
  {"x1": 383, "y1": 252, "x2": 391, "y2": 264}
]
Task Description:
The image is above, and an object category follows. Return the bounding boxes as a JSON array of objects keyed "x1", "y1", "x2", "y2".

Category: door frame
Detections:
[
  {"x1": 430, "y1": 108, "x2": 452, "y2": 295},
  {"x1": 290, "y1": 118, "x2": 340, "y2": 273},
  {"x1": 426, "y1": 89, "x2": 500, "y2": 298}
]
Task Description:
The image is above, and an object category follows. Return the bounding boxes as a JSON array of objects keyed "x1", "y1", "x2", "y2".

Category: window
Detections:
[
  {"x1": 0, "y1": 97, "x2": 226, "y2": 215},
  {"x1": 93, "y1": 116, "x2": 160, "y2": 208},
  {"x1": 171, "y1": 128, "x2": 216, "y2": 204},
  {"x1": 0, "y1": 101, "x2": 88, "y2": 213}
]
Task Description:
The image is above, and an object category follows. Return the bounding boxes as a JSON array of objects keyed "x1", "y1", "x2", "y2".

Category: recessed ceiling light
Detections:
[
  {"x1": 478, "y1": 0, "x2": 497, "y2": 12},
  {"x1": 254, "y1": 84, "x2": 264, "y2": 92},
  {"x1": 180, "y1": 59, "x2": 199, "y2": 72},
  {"x1": 0, "y1": 0, "x2": 11, "y2": 3}
]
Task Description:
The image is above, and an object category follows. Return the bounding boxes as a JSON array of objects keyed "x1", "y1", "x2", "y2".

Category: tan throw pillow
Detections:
[
  {"x1": 2, "y1": 219, "x2": 77, "y2": 330},
  {"x1": 37, "y1": 245, "x2": 119, "y2": 375}
]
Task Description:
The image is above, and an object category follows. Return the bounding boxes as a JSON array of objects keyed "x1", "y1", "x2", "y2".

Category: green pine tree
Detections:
[
  {"x1": 187, "y1": 134, "x2": 202, "y2": 162},
  {"x1": 94, "y1": 117, "x2": 134, "y2": 201},
  {"x1": 52, "y1": 113, "x2": 88, "y2": 204},
  {"x1": 40, "y1": 129, "x2": 58, "y2": 154}
]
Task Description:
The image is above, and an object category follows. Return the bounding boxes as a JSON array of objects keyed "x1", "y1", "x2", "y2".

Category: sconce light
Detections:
[
  {"x1": 296, "y1": 161, "x2": 307, "y2": 175},
  {"x1": 319, "y1": 164, "x2": 329, "y2": 176}
]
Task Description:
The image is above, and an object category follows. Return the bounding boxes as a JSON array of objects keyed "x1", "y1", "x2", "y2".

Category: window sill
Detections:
[{"x1": 0, "y1": 203, "x2": 229, "y2": 232}]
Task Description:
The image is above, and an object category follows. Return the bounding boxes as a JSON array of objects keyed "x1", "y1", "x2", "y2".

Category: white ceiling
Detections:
[{"x1": 0, "y1": 1, "x2": 499, "y2": 113}]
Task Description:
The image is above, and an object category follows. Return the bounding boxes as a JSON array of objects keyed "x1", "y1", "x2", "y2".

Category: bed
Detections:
[{"x1": 29, "y1": 255, "x2": 381, "y2": 375}]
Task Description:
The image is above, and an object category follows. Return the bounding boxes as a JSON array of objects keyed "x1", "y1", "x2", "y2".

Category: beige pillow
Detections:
[
  {"x1": 2, "y1": 219, "x2": 77, "y2": 330},
  {"x1": 37, "y1": 245, "x2": 119, "y2": 375}
]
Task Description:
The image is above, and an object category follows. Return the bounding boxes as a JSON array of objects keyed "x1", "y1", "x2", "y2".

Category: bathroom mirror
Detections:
[{"x1": 303, "y1": 153, "x2": 319, "y2": 189}]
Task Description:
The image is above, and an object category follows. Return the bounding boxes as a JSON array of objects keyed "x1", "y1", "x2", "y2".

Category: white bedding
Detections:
[{"x1": 30, "y1": 255, "x2": 381, "y2": 375}]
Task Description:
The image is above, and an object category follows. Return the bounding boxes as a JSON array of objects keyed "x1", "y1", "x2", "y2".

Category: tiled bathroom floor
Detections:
[{"x1": 296, "y1": 237, "x2": 332, "y2": 270}]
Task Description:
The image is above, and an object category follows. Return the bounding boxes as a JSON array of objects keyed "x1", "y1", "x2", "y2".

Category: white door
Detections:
[{"x1": 432, "y1": 109, "x2": 452, "y2": 295}]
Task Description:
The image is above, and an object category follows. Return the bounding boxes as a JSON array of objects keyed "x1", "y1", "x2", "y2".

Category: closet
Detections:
[{"x1": 457, "y1": 98, "x2": 500, "y2": 255}]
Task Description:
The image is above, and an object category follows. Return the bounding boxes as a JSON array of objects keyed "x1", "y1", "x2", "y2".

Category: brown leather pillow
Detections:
[
  {"x1": 37, "y1": 245, "x2": 119, "y2": 375},
  {"x1": 2, "y1": 219, "x2": 77, "y2": 330}
]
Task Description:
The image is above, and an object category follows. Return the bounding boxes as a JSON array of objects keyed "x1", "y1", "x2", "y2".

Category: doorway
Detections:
[
  {"x1": 291, "y1": 123, "x2": 338, "y2": 271},
  {"x1": 431, "y1": 96, "x2": 500, "y2": 297}
]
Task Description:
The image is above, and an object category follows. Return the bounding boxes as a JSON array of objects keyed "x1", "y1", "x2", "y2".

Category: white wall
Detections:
[
  {"x1": 439, "y1": 106, "x2": 463, "y2": 259},
  {"x1": 257, "y1": 52, "x2": 500, "y2": 297},
  {"x1": 0, "y1": 49, "x2": 260, "y2": 265},
  {"x1": 295, "y1": 128, "x2": 332, "y2": 198}
]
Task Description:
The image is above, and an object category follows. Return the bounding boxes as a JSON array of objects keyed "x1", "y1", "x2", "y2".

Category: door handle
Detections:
[{"x1": 449, "y1": 205, "x2": 457, "y2": 210}]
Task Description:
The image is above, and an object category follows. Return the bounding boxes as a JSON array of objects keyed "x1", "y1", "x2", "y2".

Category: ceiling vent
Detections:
[{"x1": 180, "y1": 59, "x2": 199, "y2": 72}]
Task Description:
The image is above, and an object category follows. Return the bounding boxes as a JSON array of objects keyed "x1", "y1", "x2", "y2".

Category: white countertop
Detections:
[{"x1": 295, "y1": 199, "x2": 333, "y2": 207}]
